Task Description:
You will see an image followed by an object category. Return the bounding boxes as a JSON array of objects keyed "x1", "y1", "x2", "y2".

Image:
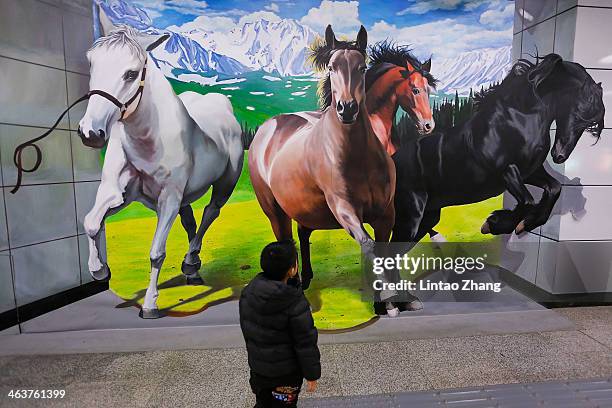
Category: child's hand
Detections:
[{"x1": 306, "y1": 380, "x2": 317, "y2": 392}]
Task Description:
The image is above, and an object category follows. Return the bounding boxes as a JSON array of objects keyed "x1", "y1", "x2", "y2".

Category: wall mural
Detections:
[{"x1": 48, "y1": 0, "x2": 598, "y2": 330}]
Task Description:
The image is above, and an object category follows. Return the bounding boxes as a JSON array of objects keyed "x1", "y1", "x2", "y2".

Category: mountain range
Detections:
[{"x1": 96, "y1": 0, "x2": 512, "y2": 93}]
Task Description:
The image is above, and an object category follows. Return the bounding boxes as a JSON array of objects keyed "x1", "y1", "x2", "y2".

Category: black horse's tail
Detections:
[{"x1": 240, "y1": 122, "x2": 258, "y2": 150}]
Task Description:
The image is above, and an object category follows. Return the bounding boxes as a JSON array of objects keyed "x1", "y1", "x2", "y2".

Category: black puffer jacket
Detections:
[{"x1": 239, "y1": 273, "x2": 321, "y2": 386}]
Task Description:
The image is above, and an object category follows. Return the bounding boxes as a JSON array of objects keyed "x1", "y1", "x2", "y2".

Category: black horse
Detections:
[{"x1": 391, "y1": 53, "x2": 605, "y2": 244}]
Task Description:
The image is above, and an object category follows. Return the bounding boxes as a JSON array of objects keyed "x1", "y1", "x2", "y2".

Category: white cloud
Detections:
[
  {"x1": 265, "y1": 2, "x2": 280, "y2": 12},
  {"x1": 369, "y1": 18, "x2": 512, "y2": 59},
  {"x1": 479, "y1": 3, "x2": 514, "y2": 29},
  {"x1": 133, "y1": 0, "x2": 209, "y2": 15},
  {"x1": 167, "y1": 14, "x2": 235, "y2": 33},
  {"x1": 397, "y1": 0, "x2": 463, "y2": 15},
  {"x1": 238, "y1": 11, "x2": 281, "y2": 26},
  {"x1": 300, "y1": 0, "x2": 361, "y2": 34}
]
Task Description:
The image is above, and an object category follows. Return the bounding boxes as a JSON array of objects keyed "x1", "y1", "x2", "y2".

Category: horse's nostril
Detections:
[
  {"x1": 99, "y1": 129, "x2": 105, "y2": 139},
  {"x1": 425, "y1": 123, "x2": 432, "y2": 130},
  {"x1": 336, "y1": 101, "x2": 344, "y2": 113},
  {"x1": 88, "y1": 130, "x2": 97, "y2": 139}
]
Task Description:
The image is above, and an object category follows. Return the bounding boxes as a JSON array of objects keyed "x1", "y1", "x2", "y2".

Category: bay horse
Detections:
[
  {"x1": 391, "y1": 54, "x2": 605, "y2": 246},
  {"x1": 79, "y1": 27, "x2": 244, "y2": 319},
  {"x1": 249, "y1": 25, "x2": 399, "y2": 310}
]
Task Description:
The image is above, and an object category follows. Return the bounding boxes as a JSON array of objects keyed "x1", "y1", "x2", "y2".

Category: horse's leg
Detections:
[
  {"x1": 141, "y1": 190, "x2": 182, "y2": 319},
  {"x1": 482, "y1": 164, "x2": 535, "y2": 235},
  {"x1": 516, "y1": 165, "x2": 562, "y2": 233},
  {"x1": 182, "y1": 158, "x2": 243, "y2": 284},
  {"x1": 84, "y1": 137, "x2": 134, "y2": 281},
  {"x1": 391, "y1": 190, "x2": 427, "y2": 244},
  {"x1": 297, "y1": 225, "x2": 314, "y2": 289},
  {"x1": 178, "y1": 204, "x2": 204, "y2": 284}
]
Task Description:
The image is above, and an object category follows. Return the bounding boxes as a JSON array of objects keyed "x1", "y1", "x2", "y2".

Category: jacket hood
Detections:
[{"x1": 243, "y1": 273, "x2": 302, "y2": 314}]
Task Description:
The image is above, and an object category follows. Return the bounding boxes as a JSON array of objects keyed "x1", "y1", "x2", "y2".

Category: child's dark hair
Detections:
[{"x1": 260, "y1": 240, "x2": 298, "y2": 281}]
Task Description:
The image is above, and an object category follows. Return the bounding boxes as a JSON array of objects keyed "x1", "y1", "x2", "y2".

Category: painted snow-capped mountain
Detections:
[
  {"x1": 97, "y1": 0, "x2": 247, "y2": 76},
  {"x1": 176, "y1": 19, "x2": 318, "y2": 76},
  {"x1": 96, "y1": 0, "x2": 512, "y2": 90},
  {"x1": 431, "y1": 46, "x2": 512, "y2": 95}
]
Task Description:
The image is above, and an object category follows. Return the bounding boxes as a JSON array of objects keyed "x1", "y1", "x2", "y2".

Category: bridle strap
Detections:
[{"x1": 11, "y1": 60, "x2": 148, "y2": 194}]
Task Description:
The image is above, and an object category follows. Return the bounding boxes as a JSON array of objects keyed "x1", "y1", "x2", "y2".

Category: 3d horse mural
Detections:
[
  {"x1": 249, "y1": 26, "x2": 406, "y2": 315},
  {"x1": 78, "y1": 27, "x2": 244, "y2": 318},
  {"x1": 390, "y1": 54, "x2": 605, "y2": 246}
]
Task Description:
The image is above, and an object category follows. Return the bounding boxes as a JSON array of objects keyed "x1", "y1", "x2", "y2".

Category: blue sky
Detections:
[{"x1": 130, "y1": 0, "x2": 514, "y2": 58}]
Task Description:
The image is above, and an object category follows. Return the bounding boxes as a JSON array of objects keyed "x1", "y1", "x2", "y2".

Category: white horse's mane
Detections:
[{"x1": 87, "y1": 25, "x2": 146, "y2": 62}]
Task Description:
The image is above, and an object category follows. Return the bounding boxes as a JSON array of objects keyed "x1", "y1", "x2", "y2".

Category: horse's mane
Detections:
[
  {"x1": 310, "y1": 37, "x2": 366, "y2": 110},
  {"x1": 367, "y1": 40, "x2": 437, "y2": 89},
  {"x1": 472, "y1": 58, "x2": 535, "y2": 111},
  {"x1": 88, "y1": 25, "x2": 146, "y2": 62}
]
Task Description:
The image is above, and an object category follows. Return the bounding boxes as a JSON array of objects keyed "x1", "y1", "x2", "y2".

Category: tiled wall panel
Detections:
[{"x1": 0, "y1": 0, "x2": 102, "y2": 310}]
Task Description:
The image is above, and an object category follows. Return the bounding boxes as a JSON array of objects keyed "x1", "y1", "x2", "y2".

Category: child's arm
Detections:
[{"x1": 288, "y1": 297, "x2": 321, "y2": 382}]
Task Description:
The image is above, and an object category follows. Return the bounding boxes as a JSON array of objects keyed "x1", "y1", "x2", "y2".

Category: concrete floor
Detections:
[{"x1": 0, "y1": 306, "x2": 610, "y2": 407}]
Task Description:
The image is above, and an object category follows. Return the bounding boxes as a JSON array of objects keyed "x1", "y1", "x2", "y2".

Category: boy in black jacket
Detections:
[{"x1": 240, "y1": 240, "x2": 321, "y2": 407}]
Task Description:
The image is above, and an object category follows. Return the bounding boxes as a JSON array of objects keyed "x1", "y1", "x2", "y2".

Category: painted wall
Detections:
[
  {"x1": 0, "y1": 0, "x2": 105, "y2": 321},
  {"x1": 505, "y1": 0, "x2": 612, "y2": 294}
]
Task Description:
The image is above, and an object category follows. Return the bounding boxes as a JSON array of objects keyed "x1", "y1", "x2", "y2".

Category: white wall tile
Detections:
[
  {"x1": 0, "y1": 0, "x2": 65, "y2": 69},
  {"x1": 3, "y1": 184, "x2": 77, "y2": 248},
  {"x1": 0, "y1": 125, "x2": 73, "y2": 187},
  {"x1": 0, "y1": 57, "x2": 69, "y2": 129},
  {"x1": 67, "y1": 72, "x2": 90, "y2": 131},
  {"x1": 573, "y1": 6, "x2": 612, "y2": 68},
  {"x1": 521, "y1": 17, "x2": 555, "y2": 62},
  {"x1": 71, "y1": 132, "x2": 103, "y2": 182},
  {"x1": 522, "y1": 0, "x2": 557, "y2": 29},
  {"x1": 63, "y1": 10, "x2": 93, "y2": 75},
  {"x1": 557, "y1": 0, "x2": 576, "y2": 13},
  {"x1": 0, "y1": 190, "x2": 8, "y2": 251},
  {"x1": 0, "y1": 253, "x2": 16, "y2": 313},
  {"x1": 500, "y1": 232, "x2": 541, "y2": 284},
  {"x1": 74, "y1": 181, "x2": 99, "y2": 235},
  {"x1": 553, "y1": 7, "x2": 577, "y2": 61},
  {"x1": 587, "y1": 69, "x2": 612, "y2": 128},
  {"x1": 537, "y1": 237, "x2": 612, "y2": 294},
  {"x1": 540, "y1": 185, "x2": 612, "y2": 241},
  {"x1": 12, "y1": 237, "x2": 80, "y2": 306},
  {"x1": 512, "y1": 33, "x2": 522, "y2": 62}
]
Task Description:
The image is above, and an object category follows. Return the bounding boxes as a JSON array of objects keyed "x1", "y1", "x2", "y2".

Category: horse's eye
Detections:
[
  {"x1": 328, "y1": 65, "x2": 333, "y2": 72},
  {"x1": 412, "y1": 88, "x2": 421, "y2": 95},
  {"x1": 124, "y1": 70, "x2": 139, "y2": 81}
]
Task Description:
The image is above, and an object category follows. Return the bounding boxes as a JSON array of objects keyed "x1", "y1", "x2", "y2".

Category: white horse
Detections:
[{"x1": 78, "y1": 27, "x2": 244, "y2": 318}]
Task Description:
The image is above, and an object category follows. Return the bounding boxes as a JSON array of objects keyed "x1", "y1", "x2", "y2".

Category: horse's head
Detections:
[
  {"x1": 528, "y1": 54, "x2": 605, "y2": 163},
  {"x1": 78, "y1": 26, "x2": 168, "y2": 148},
  {"x1": 396, "y1": 59, "x2": 435, "y2": 134},
  {"x1": 325, "y1": 25, "x2": 368, "y2": 125}
]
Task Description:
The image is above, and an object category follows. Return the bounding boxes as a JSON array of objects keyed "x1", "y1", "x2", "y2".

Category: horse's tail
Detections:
[{"x1": 240, "y1": 122, "x2": 259, "y2": 150}]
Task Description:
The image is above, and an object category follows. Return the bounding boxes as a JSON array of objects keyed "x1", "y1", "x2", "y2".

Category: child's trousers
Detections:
[{"x1": 253, "y1": 384, "x2": 302, "y2": 407}]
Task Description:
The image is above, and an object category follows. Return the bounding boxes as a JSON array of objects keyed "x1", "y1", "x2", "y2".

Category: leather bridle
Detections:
[{"x1": 88, "y1": 59, "x2": 147, "y2": 121}]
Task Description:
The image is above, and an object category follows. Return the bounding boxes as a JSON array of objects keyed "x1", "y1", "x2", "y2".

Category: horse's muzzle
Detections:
[
  {"x1": 337, "y1": 100, "x2": 358, "y2": 124},
  {"x1": 78, "y1": 127, "x2": 107, "y2": 149}
]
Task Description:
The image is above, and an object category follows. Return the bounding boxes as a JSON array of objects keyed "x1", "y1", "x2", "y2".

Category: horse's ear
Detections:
[
  {"x1": 356, "y1": 25, "x2": 367, "y2": 51},
  {"x1": 325, "y1": 25, "x2": 336, "y2": 49},
  {"x1": 136, "y1": 33, "x2": 170, "y2": 52},
  {"x1": 422, "y1": 58, "x2": 431, "y2": 72},
  {"x1": 527, "y1": 53, "x2": 562, "y2": 94}
]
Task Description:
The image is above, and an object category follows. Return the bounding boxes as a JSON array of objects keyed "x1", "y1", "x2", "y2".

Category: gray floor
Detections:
[{"x1": 0, "y1": 307, "x2": 610, "y2": 407}]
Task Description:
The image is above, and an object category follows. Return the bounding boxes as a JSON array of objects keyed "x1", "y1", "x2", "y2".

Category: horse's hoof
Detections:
[
  {"x1": 90, "y1": 264, "x2": 111, "y2": 282},
  {"x1": 181, "y1": 260, "x2": 201, "y2": 275},
  {"x1": 386, "y1": 305, "x2": 400, "y2": 318},
  {"x1": 185, "y1": 274, "x2": 205, "y2": 285},
  {"x1": 139, "y1": 308, "x2": 163, "y2": 319},
  {"x1": 515, "y1": 220, "x2": 526, "y2": 234},
  {"x1": 481, "y1": 221, "x2": 491, "y2": 234}
]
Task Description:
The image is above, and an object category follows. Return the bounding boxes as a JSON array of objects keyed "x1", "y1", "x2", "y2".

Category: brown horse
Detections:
[
  {"x1": 365, "y1": 41, "x2": 437, "y2": 155},
  {"x1": 249, "y1": 26, "x2": 396, "y2": 301}
]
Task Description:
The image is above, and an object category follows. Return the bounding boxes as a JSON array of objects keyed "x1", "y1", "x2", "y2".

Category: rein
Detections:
[{"x1": 10, "y1": 59, "x2": 147, "y2": 194}]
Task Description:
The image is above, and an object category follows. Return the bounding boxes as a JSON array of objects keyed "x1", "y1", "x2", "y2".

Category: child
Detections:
[{"x1": 240, "y1": 240, "x2": 321, "y2": 407}]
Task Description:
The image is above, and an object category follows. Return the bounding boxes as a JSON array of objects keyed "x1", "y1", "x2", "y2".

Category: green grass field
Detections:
[{"x1": 104, "y1": 75, "x2": 502, "y2": 331}]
